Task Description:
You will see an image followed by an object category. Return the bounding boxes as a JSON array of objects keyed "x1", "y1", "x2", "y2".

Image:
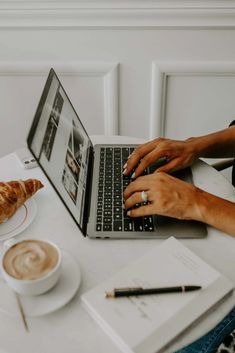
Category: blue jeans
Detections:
[{"x1": 174, "y1": 306, "x2": 235, "y2": 353}]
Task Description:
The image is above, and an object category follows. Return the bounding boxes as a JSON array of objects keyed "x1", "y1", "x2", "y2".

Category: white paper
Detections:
[{"x1": 82, "y1": 237, "x2": 234, "y2": 353}]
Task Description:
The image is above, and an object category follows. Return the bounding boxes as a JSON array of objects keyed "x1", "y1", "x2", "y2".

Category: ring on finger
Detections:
[{"x1": 141, "y1": 190, "x2": 148, "y2": 203}]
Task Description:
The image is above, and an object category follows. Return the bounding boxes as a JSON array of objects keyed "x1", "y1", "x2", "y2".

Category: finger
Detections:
[
  {"x1": 155, "y1": 158, "x2": 183, "y2": 174},
  {"x1": 131, "y1": 150, "x2": 168, "y2": 179},
  {"x1": 123, "y1": 141, "x2": 157, "y2": 175},
  {"x1": 123, "y1": 176, "x2": 151, "y2": 200},
  {"x1": 124, "y1": 191, "x2": 149, "y2": 210},
  {"x1": 127, "y1": 204, "x2": 155, "y2": 217}
]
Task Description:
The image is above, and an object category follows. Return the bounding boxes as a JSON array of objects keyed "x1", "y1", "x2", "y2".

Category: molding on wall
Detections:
[
  {"x1": 1, "y1": 1, "x2": 235, "y2": 28},
  {"x1": 150, "y1": 61, "x2": 235, "y2": 139},
  {"x1": 0, "y1": 61, "x2": 119, "y2": 135}
]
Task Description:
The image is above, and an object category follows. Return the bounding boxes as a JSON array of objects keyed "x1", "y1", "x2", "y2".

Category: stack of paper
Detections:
[{"x1": 82, "y1": 237, "x2": 234, "y2": 353}]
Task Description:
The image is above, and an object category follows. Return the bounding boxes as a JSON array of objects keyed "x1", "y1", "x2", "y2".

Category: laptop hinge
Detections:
[{"x1": 82, "y1": 146, "x2": 94, "y2": 236}]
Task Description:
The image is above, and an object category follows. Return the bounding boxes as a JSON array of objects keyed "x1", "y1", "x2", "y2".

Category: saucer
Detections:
[
  {"x1": 0, "y1": 199, "x2": 37, "y2": 241},
  {"x1": 0, "y1": 251, "x2": 81, "y2": 317}
]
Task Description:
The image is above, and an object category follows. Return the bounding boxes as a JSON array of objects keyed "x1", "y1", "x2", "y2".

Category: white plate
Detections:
[
  {"x1": 0, "y1": 199, "x2": 37, "y2": 241},
  {"x1": 0, "y1": 251, "x2": 81, "y2": 317}
]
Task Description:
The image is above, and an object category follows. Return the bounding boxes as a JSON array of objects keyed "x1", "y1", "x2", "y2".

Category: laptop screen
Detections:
[{"x1": 27, "y1": 69, "x2": 93, "y2": 231}]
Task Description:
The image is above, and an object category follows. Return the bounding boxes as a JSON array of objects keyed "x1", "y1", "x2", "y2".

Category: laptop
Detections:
[{"x1": 27, "y1": 68, "x2": 207, "y2": 239}]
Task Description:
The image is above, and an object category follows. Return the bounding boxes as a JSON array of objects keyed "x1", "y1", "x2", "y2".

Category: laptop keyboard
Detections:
[{"x1": 96, "y1": 147, "x2": 154, "y2": 232}]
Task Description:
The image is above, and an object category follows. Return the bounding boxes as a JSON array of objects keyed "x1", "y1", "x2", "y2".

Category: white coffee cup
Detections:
[{"x1": 1, "y1": 239, "x2": 62, "y2": 296}]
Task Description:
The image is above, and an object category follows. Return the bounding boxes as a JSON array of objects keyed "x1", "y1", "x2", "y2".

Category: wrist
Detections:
[
  {"x1": 192, "y1": 187, "x2": 235, "y2": 236},
  {"x1": 190, "y1": 186, "x2": 210, "y2": 222},
  {"x1": 186, "y1": 135, "x2": 216, "y2": 159},
  {"x1": 179, "y1": 184, "x2": 208, "y2": 221},
  {"x1": 192, "y1": 187, "x2": 222, "y2": 225},
  {"x1": 185, "y1": 137, "x2": 204, "y2": 159}
]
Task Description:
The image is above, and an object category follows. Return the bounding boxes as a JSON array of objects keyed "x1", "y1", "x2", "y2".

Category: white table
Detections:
[{"x1": 0, "y1": 135, "x2": 234, "y2": 353}]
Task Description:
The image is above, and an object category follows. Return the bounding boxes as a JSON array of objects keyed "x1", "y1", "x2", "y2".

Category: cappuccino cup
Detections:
[{"x1": 1, "y1": 239, "x2": 62, "y2": 296}]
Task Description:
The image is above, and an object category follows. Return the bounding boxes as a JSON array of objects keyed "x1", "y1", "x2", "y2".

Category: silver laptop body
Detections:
[{"x1": 27, "y1": 69, "x2": 207, "y2": 239}]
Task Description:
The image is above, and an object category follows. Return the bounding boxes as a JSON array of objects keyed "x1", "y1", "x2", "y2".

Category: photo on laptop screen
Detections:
[{"x1": 28, "y1": 70, "x2": 93, "y2": 231}]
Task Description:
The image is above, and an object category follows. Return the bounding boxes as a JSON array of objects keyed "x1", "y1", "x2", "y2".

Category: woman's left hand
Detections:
[{"x1": 123, "y1": 172, "x2": 202, "y2": 221}]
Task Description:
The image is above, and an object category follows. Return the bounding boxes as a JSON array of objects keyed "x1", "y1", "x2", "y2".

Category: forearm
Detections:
[
  {"x1": 194, "y1": 188, "x2": 235, "y2": 237},
  {"x1": 188, "y1": 125, "x2": 235, "y2": 159}
]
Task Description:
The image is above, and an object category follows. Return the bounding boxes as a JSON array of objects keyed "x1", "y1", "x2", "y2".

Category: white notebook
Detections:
[{"x1": 82, "y1": 237, "x2": 234, "y2": 353}]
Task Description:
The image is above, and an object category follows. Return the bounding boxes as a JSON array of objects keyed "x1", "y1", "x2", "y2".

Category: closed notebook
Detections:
[{"x1": 82, "y1": 237, "x2": 234, "y2": 353}]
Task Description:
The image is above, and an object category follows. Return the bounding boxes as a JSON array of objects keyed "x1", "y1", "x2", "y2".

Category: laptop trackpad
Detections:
[{"x1": 153, "y1": 214, "x2": 206, "y2": 237}]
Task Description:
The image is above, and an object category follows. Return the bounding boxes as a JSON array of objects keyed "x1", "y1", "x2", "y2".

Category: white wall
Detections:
[{"x1": 1, "y1": 1, "x2": 235, "y2": 158}]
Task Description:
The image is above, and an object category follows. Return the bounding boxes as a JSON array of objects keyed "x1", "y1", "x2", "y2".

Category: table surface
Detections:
[{"x1": 0, "y1": 135, "x2": 234, "y2": 353}]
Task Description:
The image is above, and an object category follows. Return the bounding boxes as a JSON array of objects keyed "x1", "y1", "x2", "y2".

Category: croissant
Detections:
[{"x1": 0, "y1": 179, "x2": 44, "y2": 224}]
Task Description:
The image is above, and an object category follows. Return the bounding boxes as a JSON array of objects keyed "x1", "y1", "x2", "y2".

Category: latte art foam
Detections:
[{"x1": 3, "y1": 240, "x2": 59, "y2": 280}]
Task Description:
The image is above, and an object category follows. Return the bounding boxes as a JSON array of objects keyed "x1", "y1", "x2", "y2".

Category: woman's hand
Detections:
[
  {"x1": 123, "y1": 172, "x2": 202, "y2": 221},
  {"x1": 123, "y1": 137, "x2": 200, "y2": 179}
]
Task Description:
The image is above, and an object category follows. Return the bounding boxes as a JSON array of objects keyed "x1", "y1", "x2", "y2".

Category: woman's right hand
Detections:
[{"x1": 123, "y1": 137, "x2": 200, "y2": 178}]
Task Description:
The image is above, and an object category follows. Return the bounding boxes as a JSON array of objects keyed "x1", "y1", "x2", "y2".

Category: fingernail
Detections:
[
  {"x1": 127, "y1": 154, "x2": 131, "y2": 160},
  {"x1": 123, "y1": 163, "x2": 127, "y2": 169},
  {"x1": 122, "y1": 204, "x2": 126, "y2": 209},
  {"x1": 131, "y1": 172, "x2": 135, "y2": 179},
  {"x1": 123, "y1": 168, "x2": 127, "y2": 175},
  {"x1": 127, "y1": 211, "x2": 131, "y2": 216}
]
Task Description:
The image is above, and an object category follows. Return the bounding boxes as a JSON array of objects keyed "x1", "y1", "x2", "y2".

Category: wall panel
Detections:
[
  {"x1": 1, "y1": 2, "x2": 235, "y2": 157},
  {"x1": 150, "y1": 62, "x2": 235, "y2": 139},
  {"x1": 0, "y1": 62, "x2": 119, "y2": 157}
]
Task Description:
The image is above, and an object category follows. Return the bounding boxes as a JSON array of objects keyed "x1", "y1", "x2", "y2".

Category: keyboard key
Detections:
[
  {"x1": 104, "y1": 204, "x2": 112, "y2": 209},
  {"x1": 133, "y1": 218, "x2": 143, "y2": 231},
  {"x1": 104, "y1": 210, "x2": 112, "y2": 216},
  {"x1": 104, "y1": 198, "x2": 112, "y2": 204},
  {"x1": 106, "y1": 147, "x2": 113, "y2": 153},
  {"x1": 145, "y1": 216, "x2": 153, "y2": 224},
  {"x1": 96, "y1": 224, "x2": 102, "y2": 231},
  {"x1": 103, "y1": 217, "x2": 112, "y2": 224},
  {"x1": 123, "y1": 180, "x2": 130, "y2": 188},
  {"x1": 114, "y1": 206, "x2": 122, "y2": 213},
  {"x1": 124, "y1": 218, "x2": 134, "y2": 231},
  {"x1": 122, "y1": 147, "x2": 129, "y2": 157},
  {"x1": 114, "y1": 200, "x2": 122, "y2": 207},
  {"x1": 114, "y1": 213, "x2": 122, "y2": 220},
  {"x1": 144, "y1": 223, "x2": 154, "y2": 231},
  {"x1": 104, "y1": 191, "x2": 112, "y2": 197},
  {"x1": 104, "y1": 185, "x2": 112, "y2": 191},
  {"x1": 114, "y1": 182, "x2": 121, "y2": 190},
  {"x1": 143, "y1": 216, "x2": 154, "y2": 231},
  {"x1": 113, "y1": 221, "x2": 122, "y2": 231},
  {"x1": 103, "y1": 224, "x2": 112, "y2": 231}
]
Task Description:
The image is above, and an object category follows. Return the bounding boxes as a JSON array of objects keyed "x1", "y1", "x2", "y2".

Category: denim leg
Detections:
[{"x1": 174, "y1": 307, "x2": 235, "y2": 353}]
